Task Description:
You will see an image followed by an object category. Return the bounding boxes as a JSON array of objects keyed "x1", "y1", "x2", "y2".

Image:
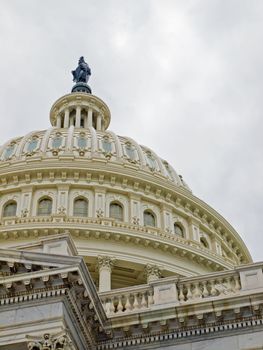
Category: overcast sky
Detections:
[{"x1": 0, "y1": 0, "x2": 263, "y2": 261}]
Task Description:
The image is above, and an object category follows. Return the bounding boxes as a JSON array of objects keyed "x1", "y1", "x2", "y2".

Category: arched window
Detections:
[
  {"x1": 143, "y1": 210, "x2": 156, "y2": 227},
  {"x1": 3, "y1": 201, "x2": 17, "y2": 217},
  {"x1": 200, "y1": 237, "x2": 209, "y2": 249},
  {"x1": 174, "y1": 223, "x2": 184, "y2": 237},
  {"x1": 37, "y1": 198, "x2": 52, "y2": 216},
  {"x1": 74, "y1": 198, "x2": 88, "y2": 217},
  {"x1": 109, "y1": 202, "x2": 123, "y2": 221}
]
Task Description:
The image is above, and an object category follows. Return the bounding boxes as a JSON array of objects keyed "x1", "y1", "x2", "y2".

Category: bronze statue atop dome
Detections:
[
  {"x1": 71, "y1": 56, "x2": 92, "y2": 93},
  {"x1": 72, "y1": 56, "x2": 91, "y2": 83}
]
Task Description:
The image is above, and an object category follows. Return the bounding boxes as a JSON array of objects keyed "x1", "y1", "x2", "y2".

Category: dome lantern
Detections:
[
  {"x1": 50, "y1": 57, "x2": 111, "y2": 130},
  {"x1": 49, "y1": 93, "x2": 111, "y2": 130}
]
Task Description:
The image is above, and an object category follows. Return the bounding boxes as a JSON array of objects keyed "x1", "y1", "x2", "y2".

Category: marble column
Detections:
[
  {"x1": 84, "y1": 109, "x2": 88, "y2": 128},
  {"x1": 56, "y1": 115, "x2": 61, "y2": 128},
  {"x1": 97, "y1": 255, "x2": 116, "y2": 292},
  {"x1": 97, "y1": 114, "x2": 102, "y2": 131},
  {"x1": 64, "y1": 108, "x2": 70, "y2": 128},
  {"x1": 76, "y1": 106, "x2": 81, "y2": 128},
  {"x1": 87, "y1": 107, "x2": 93, "y2": 127}
]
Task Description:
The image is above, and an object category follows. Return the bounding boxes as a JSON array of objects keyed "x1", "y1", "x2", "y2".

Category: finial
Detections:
[{"x1": 71, "y1": 56, "x2": 92, "y2": 94}]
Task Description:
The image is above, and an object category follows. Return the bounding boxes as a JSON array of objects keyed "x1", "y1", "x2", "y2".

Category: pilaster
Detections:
[
  {"x1": 21, "y1": 186, "x2": 33, "y2": 217},
  {"x1": 129, "y1": 194, "x2": 141, "y2": 225},
  {"x1": 57, "y1": 185, "x2": 69, "y2": 215},
  {"x1": 94, "y1": 189, "x2": 106, "y2": 218},
  {"x1": 188, "y1": 217, "x2": 200, "y2": 242}
]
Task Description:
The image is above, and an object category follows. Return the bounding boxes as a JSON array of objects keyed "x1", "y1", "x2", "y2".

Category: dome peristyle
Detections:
[{"x1": 0, "y1": 89, "x2": 252, "y2": 290}]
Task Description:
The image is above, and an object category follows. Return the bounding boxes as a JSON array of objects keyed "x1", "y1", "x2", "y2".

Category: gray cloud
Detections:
[{"x1": 0, "y1": 0, "x2": 262, "y2": 261}]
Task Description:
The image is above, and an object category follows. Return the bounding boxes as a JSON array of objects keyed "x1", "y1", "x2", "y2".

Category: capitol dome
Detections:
[{"x1": 0, "y1": 75, "x2": 252, "y2": 291}]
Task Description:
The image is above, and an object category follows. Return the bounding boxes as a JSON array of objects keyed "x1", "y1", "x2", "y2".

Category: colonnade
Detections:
[
  {"x1": 56, "y1": 107, "x2": 104, "y2": 131},
  {"x1": 97, "y1": 255, "x2": 162, "y2": 292}
]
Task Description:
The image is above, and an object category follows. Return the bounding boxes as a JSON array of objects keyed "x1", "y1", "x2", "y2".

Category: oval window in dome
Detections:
[
  {"x1": 146, "y1": 153, "x2": 156, "y2": 170},
  {"x1": 125, "y1": 144, "x2": 136, "y2": 160},
  {"x1": 27, "y1": 139, "x2": 38, "y2": 153},
  {"x1": 4, "y1": 144, "x2": 15, "y2": 160},
  {"x1": 77, "y1": 136, "x2": 87, "y2": 149},
  {"x1": 52, "y1": 136, "x2": 62, "y2": 149},
  {"x1": 102, "y1": 138, "x2": 112, "y2": 153}
]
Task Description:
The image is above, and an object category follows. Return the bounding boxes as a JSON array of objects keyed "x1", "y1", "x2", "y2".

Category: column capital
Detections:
[
  {"x1": 97, "y1": 255, "x2": 116, "y2": 271},
  {"x1": 27, "y1": 332, "x2": 70, "y2": 350},
  {"x1": 144, "y1": 264, "x2": 162, "y2": 283}
]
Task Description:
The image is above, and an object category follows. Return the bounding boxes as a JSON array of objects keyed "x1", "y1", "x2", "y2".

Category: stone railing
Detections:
[
  {"x1": 99, "y1": 284, "x2": 154, "y2": 315},
  {"x1": 99, "y1": 264, "x2": 263, "y2": 317},
  {"x1": 177, "y1": 273, "x2": 240, "y2": 302}
]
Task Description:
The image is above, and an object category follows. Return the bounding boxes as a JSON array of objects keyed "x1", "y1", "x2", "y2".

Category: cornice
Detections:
[
  {"x1": 0, "y1": 223, "x2": 234, "y2": 272},
  {"x1": 97, "y1": 316, "x2": 263, "y2": 349},
  {"x1": 0, "y1": 251, "x2": 108, "y2": 340}
]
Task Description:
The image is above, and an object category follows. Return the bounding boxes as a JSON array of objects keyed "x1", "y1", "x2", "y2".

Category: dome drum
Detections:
[{"x1": 0, "y1": 162, "x2": 250, "y2": 271}]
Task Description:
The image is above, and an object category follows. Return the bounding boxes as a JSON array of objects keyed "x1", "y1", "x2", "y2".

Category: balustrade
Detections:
[
  {"x1": 100, "y1": 286, "x2": 153, "y2": 316},
  {"x1": 99, "y1": 271, "x2": 242, "y2": 316},
  {"x1": 177, "y1": 274, "x2": 241, "y2": 302}
]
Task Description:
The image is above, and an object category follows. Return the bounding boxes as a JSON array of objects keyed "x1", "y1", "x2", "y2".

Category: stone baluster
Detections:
[
  {"x1": 133, "y1": 294, "x2": 140, "y2": 310},
  {"x1": 117, "y1": 296, "x2": 123, "y2": 313},
  {"x1": 186, "y1": 283, "x2": 193, "y2": 301},
  {"x1": 178, "y1": 284, "x2": 185, "y2": 302},
  {"x1": 193, "y1": 282, "x2": 202, "y2": 299},
  {"x1": 141, "y1": 292, "x2": 147, "y2": 309},
  {"x1": 202, "y1": 281, "x2": 209, "y2": 297},
  {"x1": 210, "y1": 280, "x2": 217, "y2": 296},
  {"x1": 217, "y1": 278, "x2": 225, "y2": 295},
  {"x1": 109, "y1": 297, "x2": 115, "y2": 315},
  {"x1": 125, "y1": 294, "x2": 132, "y2": 312}
]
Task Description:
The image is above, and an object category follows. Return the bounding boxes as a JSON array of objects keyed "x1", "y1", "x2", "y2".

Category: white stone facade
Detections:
[{"x1": 0, "y1": 89, "x2": 261, "y2": 350}]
